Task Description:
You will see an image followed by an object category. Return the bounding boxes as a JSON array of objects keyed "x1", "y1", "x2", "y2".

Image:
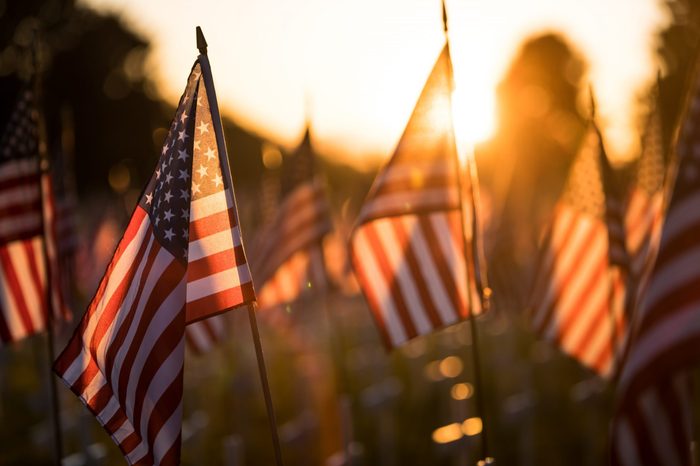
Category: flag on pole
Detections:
[
  {"x1": 53, "y1": 57, "x2": 255, "y2": 465},
  {"x1": 252, "y1": 128, "x2": 332, "y2": 309},
  {"x1": 623, "y1": 101, "x2": 666, "y2": 314},
  {"x1": 610, "y1": 70, "x2": 700, "y2": 466},
  {"x1": 529, "y1": 122, "x2": 626, "y2": 376},
  {"x1": 0, "y1": 88, "x2": 65, "y2": 344},
  {"x1": 349, "y1": 44, "x2": 484, "y2": 349}
]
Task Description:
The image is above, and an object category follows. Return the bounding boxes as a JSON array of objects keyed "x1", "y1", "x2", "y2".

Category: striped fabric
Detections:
[
  {"x1": 252, "y1": 130, "x2": 332, "y2": 309},
  {"x1": 350, "y1": 44, "x2": 484, "y2": 349},
  {"x1": 611, "y1": 70, "x2": 700, "y2": 466},
  {"x1": 185, "y1": 313, "x2": 228, "y2": 355},
  {"x1": 529, "y1": 124, "x2": 626, "y2": 376},
  {"x1": 54, "y1": 57, "x2": 255, "y2": 465},
  {"x1": 0, "y1": 89, "x2": 66, "y2": 344}
]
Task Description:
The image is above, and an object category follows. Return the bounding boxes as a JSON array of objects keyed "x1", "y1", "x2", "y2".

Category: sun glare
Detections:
[{"x1": 451, "y1": 83, "x2": 495, "y2": 159}]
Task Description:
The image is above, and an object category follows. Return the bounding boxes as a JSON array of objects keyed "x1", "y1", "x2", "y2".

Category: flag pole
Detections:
[
  {"x1": 442, "y1": 2, "x2": 493, "y2": 464},
  {"x1": 32, "y1": 28, "x2": 64, "y2": 466},
  {"x1": 195, "y1": 26, "x2": 285, "y2": 466}
]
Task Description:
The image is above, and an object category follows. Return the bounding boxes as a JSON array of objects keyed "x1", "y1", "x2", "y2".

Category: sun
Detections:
[{"x1": 451, "y1": 81, "x2": 496, "y2": 161}]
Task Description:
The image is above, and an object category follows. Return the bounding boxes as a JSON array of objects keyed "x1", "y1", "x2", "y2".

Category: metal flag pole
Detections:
[
  {"x1": 441, "y1": 2, "x2": 493, "y2": 464},
  {"x1": 195, "y1": 26, "x2": 285, "y2": 466},
  {"x1": 32, "y1": 28, "x2": 64, "y2": 466}
]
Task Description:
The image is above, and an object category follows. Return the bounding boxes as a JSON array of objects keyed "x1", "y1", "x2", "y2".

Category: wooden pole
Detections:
[
  {"x1": 442, "y1": 2, "x2": 493, "y2": 463},
  {"x1": 196, "y1": 26, "x2": 284, "y2": 466}
]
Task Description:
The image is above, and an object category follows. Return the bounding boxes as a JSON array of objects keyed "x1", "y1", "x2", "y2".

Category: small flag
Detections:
[
  {"x1": 610, "y1": 70, "x2": 700, "y2": 466},
  {"x1": 53, "y1": 57, "x2": 255, "y2": 465},
  {"x1": 252, "y1": 129, "x2": 332, "y2": 309},
  {"x1": 349, "y1": 44, "x2": 485, "y2": 349},
  {"x1": 529, "y1": 122, "x2": 626, "y2": 376},
  {"x1": 0, "y1": 88, "x2": 65, "y2": 344}
]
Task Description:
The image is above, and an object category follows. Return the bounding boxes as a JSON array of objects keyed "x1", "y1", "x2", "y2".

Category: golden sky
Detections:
[{"x1": 81, "y1": 0, "x2": 668, "y2": 167}]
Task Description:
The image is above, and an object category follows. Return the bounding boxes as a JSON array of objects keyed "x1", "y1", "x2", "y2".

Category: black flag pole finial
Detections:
[
  {"x1": 441, "y1": 0, "x2": 449, "y2": 33},
  {"x1": 196, "y1": 26, "x2": 208, "y2": 55}
]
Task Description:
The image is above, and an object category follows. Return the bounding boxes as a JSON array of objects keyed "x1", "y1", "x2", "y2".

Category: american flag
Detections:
[
  {"x1": 53, "y1": 57, "x2": 255, "y2": 465},
  {"x1": 252, "y1": 129, "x2": 332, "y2": 309},
  {"x1": 623, "y1": 102, "x2": 666, "y2": 315},
  {"x1": 349, "y1": 44, "x2": 485, "y2": 349},
  {"x1": 185, "y1": 313, "x2": 228, "y2": 355},
  {"x1": 610, "y1": 70, "x2": 700, "y2": 466},
  {"x1": 0, "y1": 88, "x2": 65, "y2": 344},
  {"x1": 529, "y1": 123, "x2": 626, "y2": 376}
]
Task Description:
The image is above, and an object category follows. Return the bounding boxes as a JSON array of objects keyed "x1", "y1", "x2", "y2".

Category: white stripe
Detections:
[
  {"x1": 658, "y1": 190, "x2": 700, "y2": 252},
  {"x1": 97, "y1": 396, "x2": 121, "y2": 427},
  {"x1": 351, "y1": 226, "x2": 407, "y2": 345},
  {"x1": 0, "y1": 248, "x2": 27, "y2": 341},
  {"x1": 400, "y1": 216, "x2": 458, "y2": 325},
  {"x1": 373, "y1": 218, "x2": 432, "y2": 335},
  {"x1": 111, "y1": 418, "x2": 137, "y2": 445},
  {"x1": 374, "y1": 160, "x2": 454, "y2": 187},
  {"x1": 188, "y1": 227, "x2": 241, "y2": 262},
  {"x1": 151, "y1": 392, "x2": 184, "y2": 464},
  {"x1": 186, "y1": 264, "x2": 251, "y2": 302},
  {"x1": 430, "y1": 213, "x2": 469, "y2": 315},
  {"x1": 189, "y1": 189, "x2": 233, "y2": 221},
  {"x1": 7, "y1": 239, "x2": 45, "y2": 332}
]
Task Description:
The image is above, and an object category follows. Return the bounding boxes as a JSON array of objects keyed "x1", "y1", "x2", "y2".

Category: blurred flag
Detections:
[
  {"x1": 0, "y1": 88, "x2": 66, "y2": 345},
  {"x1": 53, "y1": 57, "x2": 255, "y2": 465},
  {"x1": 623, "y1": 99, "x2": 666, "y2": 315},
  {"x1": 349, "y1": 44, "x2": 485, "y2": 349},
  {"x1": 610, "y1": 71, "x2": 700, "y2": 466},
  {"x1": 529, "y1": 122, "x2": 626, "y2": 376},
  {"x1": 185, "y1": 313, "x2": 228, "y2": 355},
  {"x1": 252, "y1": 129, "x2": 332, "y2": 309}
]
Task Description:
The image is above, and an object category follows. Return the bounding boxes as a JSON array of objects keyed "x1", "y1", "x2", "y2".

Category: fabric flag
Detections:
[
  {"x1": 53, "y1": 57, "x2": 255, "y2": 465},
  {"x1": 529, "y1": 122, "x2": 626, "y2": 376},
  {"x1": 610, "y1": 70, "x2": 700, "y2": 466},
  {"x1": 0, "y1": 88, "x2": 65, "y2": 344},
  {"x1": 252, "y1": 129, "x2": 332, "y2": 309},
  {"x1": 623, "y1": 101, "x2": 666, "y2": 314},
  {"x1": 349, "y1": 44, "x2": 485, "y2": 349}
]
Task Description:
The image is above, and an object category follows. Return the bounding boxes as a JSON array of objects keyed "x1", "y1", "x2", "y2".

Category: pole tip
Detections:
[
  {"x1": 196, "y1": 26, "x2": 208, "y2": 55},
  {"x1": 441, "y1": 0, "x2": 448, "y2": 32},
  {"x1": 588, "y1": 84, "x2": 596, "y2": 119}
]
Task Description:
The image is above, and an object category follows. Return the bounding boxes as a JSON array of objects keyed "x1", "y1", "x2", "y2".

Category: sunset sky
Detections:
[{"x1": 81, "y1": 0, "x2": 668, "y2": 166}]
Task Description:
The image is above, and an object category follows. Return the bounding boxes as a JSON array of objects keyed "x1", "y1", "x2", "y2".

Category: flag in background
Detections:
[
  {"x1": 53, "y1": 57, "x2": 255, "y2": 465},
  {"x1": 529, "y1": 122, "x2": 626, "y2": 376},
  {"x1": 349, "y1": 43, "x2": 485, "y2": 349},
  {"x1": 610, "y1": 68, "x2": 700, "y2": 466},
  {"x1": 0, "y1": 87, "x2": 65, "y2": 345},
  {"x1": 252, "y1": 128, "x2": 332, "y2": 309}
]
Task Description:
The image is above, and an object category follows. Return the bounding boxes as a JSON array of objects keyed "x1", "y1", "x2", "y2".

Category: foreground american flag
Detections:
[
  {"x1": 610, "y1": 70, "x2": 700, "y2": 466},
  {"x1": 53, "y1": 56, "x2": 255, "y2": 465},
  {"x1": 0, "y1": 88, "x2": 65, "y2": 344},
  {"x1": 529, "y1": 122, "x2": 626, "y2": 376},
  {"x1": 350, "y1": 44, "x2": 485, "y2": 349},
  {"x1": 252, "y1": 128, "x2": 332, "y2": 309}
]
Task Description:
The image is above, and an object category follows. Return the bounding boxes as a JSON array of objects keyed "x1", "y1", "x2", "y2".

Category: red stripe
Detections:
[
  {"x1": 22, "y1": 240, "x2": 48, "y2": 326},
  {"x1": 188, "y1": 207, "x2": 236, "y2": 241},
  {"x1": 0, "y1": 245, "x2": 36, "y2": 336},
  {"x1": 187, "y1": 245, "x2": 246, "y2": 282},
  {"x1": 185, "y1": 282, "x2": 255, "y2": 323}
]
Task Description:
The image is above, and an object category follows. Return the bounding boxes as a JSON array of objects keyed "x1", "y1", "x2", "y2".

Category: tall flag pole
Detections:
[
  {"x1": 441, "y1": 2, "x2": 492, "y2": 463},
  {"x1": 610, "y1": 57, "x2": 700, "y2": 466},
  {"x1": 529, "y1": 93, "x2": 627, "y2": 378},
  {"x1": 349, "y1": 0, "x2": 490, "y2": 461},
  {"x1": 52, "y1": 26, "x2": 263, "y2": 465},
  {"x1": 196, "y1": 27, "x2": 285, "y2": 466}
]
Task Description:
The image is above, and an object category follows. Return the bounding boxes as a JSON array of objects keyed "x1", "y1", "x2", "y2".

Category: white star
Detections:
[
  {"x1": 156, "y1": 168, "x2": 161, "y2": 179},
  {"x1": 183, "y1": 248, "x2": 188, "y2": 259},
  {"x1": 155, "y1": 215, "x2": 160, "y2": 226},
  {"x1": 212, "y1": 173, "x2": 223, "y2": 187},
  {"x1": 194, "y1": 140, "x2": 201, "y2": 151},
  {"x1": 164, "y1": 209, "x2": 174, "y2": 221},
  {"x1": 197, "y1": 121, "x2": 210, "y2": 134},
  {"x1": 192, "y1": 181, "x2": 201, "y2": 195},
  {"x1": 178, "y1": 149, "x2": 190, "y2": 161},
  {"x1": 178, "y1": 169, "x2": 190, "y2": 181},
  {"x1": 197, "y1": 96, "x2": 203, "y2": 107},
  {"x1": 196, "y1": 165, "x2": 208, "y2": 178},
  {"x1": 181, "y1": 229, "x2": 188, "y2": 239},
  {"x1": 181, "y1": 208, "x2": 189, "y2": 219},
  {"x1": 161, "y1": 145, "x2": 168, "y2": 156},
  {"x1": 205, "y1": 147, "x2": 216, "y2": 161},
  {"x1": 164, "y1": 228, "x2": 175, "y2": 241},
  {"x1": 180, "y1": 189, "x2": 190, "y2": 200},
  {"x1": 193, "y1": 70, "x2": 201, "y2": 80},
  {"x1": 165, "y1": 173, "x2": 173, "y2": 184},
  {"x1": 178, "y1": 130, "x2": 189, "y2": 142},
  {"x1": 145, "y1": 192, "x2": 153, "y2": 204},
  {"x1": 180, "y1": 111, "x2": 188, "y2": 124},
  {"x1": 183, "y1": 93, "x2": 190, "y2": 104},
  {"x1": 164, "y1": 190, "x2": 173, "y2": 202}
]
